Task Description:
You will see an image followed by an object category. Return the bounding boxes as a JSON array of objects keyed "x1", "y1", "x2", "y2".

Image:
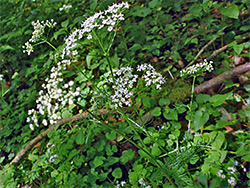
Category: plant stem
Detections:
[{"x1": 188, "y1": 75, "x2": 196, "y2": 130}]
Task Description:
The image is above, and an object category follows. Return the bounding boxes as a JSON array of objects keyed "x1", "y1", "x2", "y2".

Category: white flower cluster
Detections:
[
  {"x1": 180, "y1": 59, "x2": 213, "y2": 77},
  {"x1": 217, "y1": 170, "x2": 226, "y2": 178},
  {"x1": 59, "y1": 4, "x2": 72, "y2": 11},
  {"x1": 0, "y1": 74, "x2": 3, "y2": 81},
  {"x1": 115, "y1": 180, "x2": 127, "y2": 188},
  {"x1": 27, "y1": 60, "x2": 81, "y2": 130},
  {"x1": 61, "y1": 2, "x2": 129, "y2": 59},
  {"x1": 139, "y1": 178, "x2": 151, "y2": 188},
  {"x1": 22, "y1": 19, "x2": 57, "y2": 55},
  {"x1": 227, "y1": 176, "x2": 236, "y2": 186},
  {"x1": 47, "y1": 142, "x2": 58, "y2": 163},
  {"x1": 217, "y1": 168, "x2": 237, "y2": 187},
  {"x1": 105, "y1": 64, "x2": 165, "y2": 109},
  {"x1": 137, "y1": 64, "x2": 165, "y2": 89},
  {"x1": 227, "y1": 166, "x2": 236, "y2": 174}
]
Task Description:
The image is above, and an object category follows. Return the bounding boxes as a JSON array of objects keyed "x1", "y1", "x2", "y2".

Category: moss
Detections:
[{"x1": 162, "y1": 79, "x2": 191, "y2": 104}]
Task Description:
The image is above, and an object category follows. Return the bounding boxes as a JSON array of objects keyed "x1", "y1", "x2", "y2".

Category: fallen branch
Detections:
[
  {"x1": 207, "y1": 33, "x2": 250, "y2": 61},
  {"x1": 185, "y1": 37, "x2": 217, "y2": 68},
  {"x1": 194, "y1": 63, "x2": 250, "y2": 93},
  {"x1": 10, "y1": 109, "x2": 110, "y2": 165}
]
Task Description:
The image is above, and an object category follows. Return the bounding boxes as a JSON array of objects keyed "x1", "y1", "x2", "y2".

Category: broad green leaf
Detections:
[
  {"x1": 211, "y1": 131, "x2": 225, "y2": 150},
  {"x1": 142, "y1": 96, "x2": 151, "y2": 108},
  {"x1": 243, "y1": 154, "x2": 250, "y2": 161},
  {"x1": 209, "y1": 93, "x2": 230, "y2": 107},
  {"x1": 196, "y1": 94, "x2": 210, "y2": 104},
  {"x1": 151, "y1": 145, "x2": 161, "y2": 157},
  {"x1": 193, "y1": 110, "x2": 209, "y2": 131},
  {"x1": 112, "y1": 168, "x2": 122, "y2": 179},
  {"x1": 190, "y1": 155, "x2": 199, "y2": 164},
  {"x1": 163, "y1": 109, "x2": 178, "y2": 121},
  {"x1": 105, "y1": 131, "x2": 116, "y2": 140},
  {"x1": 151, "y1": 107, "x2": 161, "y2": 117},
  {"x1": 93, "y1": 156, "x2": 105, "y2": 168},
  {"x1": 61, "y1": 19, "x2": 69, "y2": 28},
  {"x1": 159, "y1": 98, "x2": 170, "y2": 106},
  {"x1": 233, "y1": 44, "x2": 244, "y2": 55},
  {"x1": 120, "y1": 149, "x2": 135, "y2": 163},
  {"x1": 220, "y1": 150, "x2": 227, "y2": 163},
  {"x1": 76, "y1": 128, "x2": 85, "y2": 145},
  {"x1": 61, "y1": 110, "x2": 72, "y2": 119},
  {"x1": 132, "y1": 7, "x2": 152, "y2": 17},
  {"x1": 220, "y1": 4, "x2": 239, "y2": 19}
]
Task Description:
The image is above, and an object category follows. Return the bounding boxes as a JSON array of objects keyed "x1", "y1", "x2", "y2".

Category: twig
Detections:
[
  {"x1": 194, "y1": 63, "x2": 250, "y2": 93},
  {"x1": 185, "y1": 38, "x2": 217, "y2": 68},
  {"x1": 10, "y1": 109, "x2": 110, "y2": 165},
  {"x1": 207, "y1": 33, "x2": 250, "y2": 61}
]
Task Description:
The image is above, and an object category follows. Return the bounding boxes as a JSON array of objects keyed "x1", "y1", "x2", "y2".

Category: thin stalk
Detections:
[
  {"x1": 44, "y1": 40, "x2": 60, "y2": 53},
  {"x1": 85, "y1": 108, "x2": 177, "y2": 187},
  {"x1": 188, "y1": 75, "x2": 196, "y2": 130}
]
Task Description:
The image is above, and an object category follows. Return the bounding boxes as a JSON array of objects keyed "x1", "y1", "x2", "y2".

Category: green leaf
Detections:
[
  {"x1": 151, "y1": 107, "x2": 161, "y2": 117},
  {"x1": 120, "y1": 149, "x2": 135, "y2": 163},
  {"x1": 209, "y1": 93, "x2": 230, "y2": 107},
  {"x1": 112, "y1": 168, "x2": 122, "y2": 179},
  {"x1": 62, "y1": 110, "x2": 72, "y2": 119},
  {"x1": 190, "y1": 154, "x2": 199, "y2": 164},
  {"x1": 159, "y1": 98, "x2": 170, "y2": 106},
  {"x1": 243, "y1": 154, "x2": 250, "y2": 161},
  {"x1": 61, "y1": 19, "x2": 69, "y2": 28},
  {"x1": 220, "y1": 5, "x2": 239, "y2": 19},
  {"x1": 151, "y1": 145, "x2": 161, "y2": 157},
  {"x1": 0, "y1": 45, "x2": 15, "y2": 52},
  {"x1": 132, "y1": 7, "x2": 152, "y2": 17},
  {"x1": 163, "y1": 109, "x2": 178, "y2": 120},
  {"x1": 211, "y1": 131, "x2": 225, "y2": 150},
  {"x1": 105, "y1": 131, "x2": 116, "y2": 140},
  {"x1": 142, "y1": 96, "x2": 151, "y2": 108},
  {"x1": 93, "y1": 156, "x2": 105, "y2": 168},
  {"x1": 220, "y1": 150, "x2": 227, "y2": 163},
  {"x1": 233, "y1": 44, "x2": 244, "y2": 55},
  {"x1": 76, "y1": 128, "x2": 85, "y2": 145},
  {"x1": 193, "y1": 110, "x2": 209, "y2": 131},
  {"x1": 196, "y1": 94, "x2": 210, "y2": 104}
]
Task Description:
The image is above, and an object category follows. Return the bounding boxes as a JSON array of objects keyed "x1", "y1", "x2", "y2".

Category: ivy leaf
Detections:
[
  {"x1": 220, "y1": 5, "x2": 239, "y2": 19},
  {"x1": 112, "y1": 168, "x2": 122, "y2": 179},
  {"x1": 151, "y1": 107, "x2": 161, "y2": 117},
  {"x1": 193, "y1": 110, "x2": 209, "y2": 131}
]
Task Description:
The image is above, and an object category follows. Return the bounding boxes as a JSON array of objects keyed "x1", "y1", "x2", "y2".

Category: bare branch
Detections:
[{"x1": 194, "y1": 63, "x2": 250, "y2": 93}]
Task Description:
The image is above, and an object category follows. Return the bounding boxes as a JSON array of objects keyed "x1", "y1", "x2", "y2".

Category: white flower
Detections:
[
  {"x1": 29, "y1": 124, "x2": 34, "y2": 130},
  {"x1": 87, "y1": 34, "x2": 92, "y2": 40},
  {"x1": 42, "y1": 119, "x2": 48, "y2": 126},
  {"x1": 228, "y1": 177, "x2": 236, "y2": 186},
  {"x1": 0, "y1": 74, "x2": 3, "y2": 81},
  {"x1": 227, "y1": 166, "x2": 236, "y2": 174},
  {"x1": 180, "y1": 59, "x2": 213, "y2": 77},
  {"x1": 49, "y1": 154, "x2": 58, "y2": 163},
  {"x1": 59, "y1": 4, "x2": 72, "y2": 11}
]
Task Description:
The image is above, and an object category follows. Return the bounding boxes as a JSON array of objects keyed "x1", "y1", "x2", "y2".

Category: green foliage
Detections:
[{"x1": 1, "y1": 0, "x2": 250, "y2": 187}]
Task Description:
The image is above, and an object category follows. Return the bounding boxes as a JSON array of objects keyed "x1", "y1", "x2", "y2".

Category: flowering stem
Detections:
[
  {"x1": 44, "y1": 40, "x2": 60, "y2": 53},
  {"x1": 85, "y1": 108, "x2": 177, "y2": 187}
]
